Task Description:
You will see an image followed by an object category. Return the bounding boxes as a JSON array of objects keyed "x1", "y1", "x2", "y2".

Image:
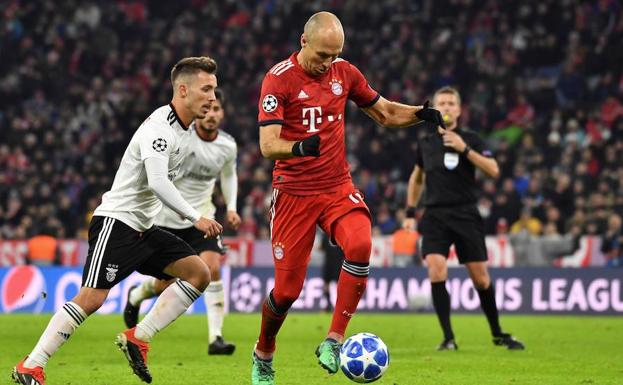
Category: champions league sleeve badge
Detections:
[
  {"x1": 262, "y1": 94, "x2": 278, "y2": 113},
  {"x1": 152, "y1": 138, "x2": 168, "y2": 152}
]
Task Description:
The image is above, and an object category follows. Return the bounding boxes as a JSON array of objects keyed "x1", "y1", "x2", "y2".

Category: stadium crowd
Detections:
[{"x1": 1, "y1": 0, "x2": 622, "y2": 266}]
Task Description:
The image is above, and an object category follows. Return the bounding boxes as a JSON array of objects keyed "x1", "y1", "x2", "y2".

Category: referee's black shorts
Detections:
[
  {"x1": 81, "y1": 216, "x2": 196, "y2": 289},
  {"x1": 160, "y1": 226, "x2": 226, "y2": 256},
  {"x1": 419, "y1": 204, "x2": 487, "y2": 264},
  {"x1": 322, "y1": 246, "x2": 344, "y2": 283}
]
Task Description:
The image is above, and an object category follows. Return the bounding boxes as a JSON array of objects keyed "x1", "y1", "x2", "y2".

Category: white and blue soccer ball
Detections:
[{"x1": 340, "y1": 333, "x2": 389, "y2": 383}]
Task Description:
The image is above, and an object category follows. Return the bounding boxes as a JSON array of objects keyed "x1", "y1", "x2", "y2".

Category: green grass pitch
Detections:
[{"x1": 1, "y1": 313, "x2": 621, "y2": 384}]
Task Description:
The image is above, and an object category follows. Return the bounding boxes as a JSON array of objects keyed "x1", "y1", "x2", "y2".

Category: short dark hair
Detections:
[
  {"x1": 433, "y1": 86, "x2": 461, "y2": 105},
  {"x1": 170, "y1": 56, "x2": 218, "y2": 84},
  {"x1": 214, "y1": 89, "x2": 225, "y2": 106}
]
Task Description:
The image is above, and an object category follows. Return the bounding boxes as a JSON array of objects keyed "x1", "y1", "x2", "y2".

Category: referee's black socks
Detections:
[
  {"x1": 477, "y1": 284, "x2": 503, "y2": 336},
  {"x1": 431, "y1": 281, "x2": 454, "y2": 340}
]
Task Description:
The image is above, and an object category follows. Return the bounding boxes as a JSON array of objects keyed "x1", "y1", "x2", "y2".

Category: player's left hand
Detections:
[
  {"x1": 292, "y1": 134, "x2": 321, "y2": 157},
  {"x1": 415, "y1": 101, "x2": 445, "y2": 128},
  {"x1": 441, "y1": 130, "x2": 466, "y2": 152},
  {"x1": 226, "y1": 210, "x2": 241, "y2": 230}
]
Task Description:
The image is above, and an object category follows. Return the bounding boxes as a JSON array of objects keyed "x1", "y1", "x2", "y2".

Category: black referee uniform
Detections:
[
  {"x1": 411, "y1": 121, "x2": 524, "y2": 351},
  {"x1": 415, "y1": 123, "x2": 491, "y2": 263}
]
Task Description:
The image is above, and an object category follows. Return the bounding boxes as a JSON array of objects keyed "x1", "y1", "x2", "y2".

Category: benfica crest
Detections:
[{"x1": 106, "y1": 265, "x2": 119, "y2": 282}]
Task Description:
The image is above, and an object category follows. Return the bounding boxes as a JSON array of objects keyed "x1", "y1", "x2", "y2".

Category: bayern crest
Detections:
[
  {"x1": 330, "y1": 79, "x2": 343, "y2": 96},
  {"x1": 273, "y1": 242, "x2": 285, "y2": 260}
]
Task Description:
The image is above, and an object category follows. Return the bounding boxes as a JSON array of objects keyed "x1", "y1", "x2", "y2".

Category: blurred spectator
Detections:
[
  {"x1": 392, "y1": 224, "x2": 419, "y2": 267},
  {"x1": 496, "y1": 218, "x2": 509, "y2": 236},
  {"x1": 543, "y1": 206, "x2": 564, "y2": 235},
  {"x1": 601, "y1": 213, "x2": 623, "y2": 267},
  {"x1": 511, "y1": 209, "x2": 542, "y2": 236},
  {"x1": 375, "y1": 203, "x2": 398, "y2": 235},
  {"x1": 26, "y1": 229, "x2": 60, "y2": 266}
]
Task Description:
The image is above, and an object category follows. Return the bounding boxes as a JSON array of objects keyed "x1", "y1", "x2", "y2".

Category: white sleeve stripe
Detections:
[
  {"x1": 270, "y1": 60, "x2": 293, "y2": 75},
  {"x1": 270, "y1": 59, "x2": 288, "y2": 71},
  {"x1": 269, "y1": 59, "x2": 290, "y2": 74},
  {"x1": 274, "y1": 63, "x2": 294, "y2": 76}
]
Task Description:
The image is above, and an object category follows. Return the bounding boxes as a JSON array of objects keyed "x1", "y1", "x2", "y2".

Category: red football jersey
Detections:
[{"x1": 258, "y1": 52, "x2": 379, "y2": 195}]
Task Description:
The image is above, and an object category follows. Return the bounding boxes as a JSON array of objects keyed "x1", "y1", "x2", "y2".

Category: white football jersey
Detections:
[
  {"x1": 94, "y1": 104, "x2": 193, "y2": 231},
  {"x1": 155, "y1": 129, "x2": 237, "y2": 229}
]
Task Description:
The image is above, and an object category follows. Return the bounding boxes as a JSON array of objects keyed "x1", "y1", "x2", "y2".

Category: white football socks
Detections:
[
  {"x1": 205, "y1": 280, "x2": 225, "y2": 343},
  {"x1": 128, "y1": 277, "x2": 157, "y2": 307},
  {"x1": 135, "y1": 279, "x2": 201, "y2": 342},
  {"x1": 24, "y1": 302, "x2": 87, "y2": 369}
]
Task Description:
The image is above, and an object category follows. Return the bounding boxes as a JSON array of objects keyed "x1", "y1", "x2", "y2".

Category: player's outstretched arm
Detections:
[
  {"x1": 259, "y1": 124, "x2": 320, "y2": 160},
  {"x1": 220, "y1": 154, "x2": 241, "y2": 230},
  {"x1": 362, "y1": 97, "x2": 444, "y2": 129}
]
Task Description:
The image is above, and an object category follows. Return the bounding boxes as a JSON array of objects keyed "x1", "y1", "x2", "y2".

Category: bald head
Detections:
[
  {"x1": 299, "y1": 12, "x2": 344, "y2": 76},
  {"x1": 303, "y1": 11, "x2": 344, "y2": 44}
]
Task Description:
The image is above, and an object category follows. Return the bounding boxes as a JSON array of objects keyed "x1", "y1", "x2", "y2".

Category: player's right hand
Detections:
[
  {"x1": 292, "y1": 134, "x2": 320, "y2": 157},
  {"x1": 194, "y1": 217, "x2": 223, "y2": 238},
  {"x1": 402, "y1": 218, "x2": 416, "y2": 231},
  {"x1": 226, "y1": 210, "x2": 242, "y2": 231},
  {"x1": 415, "y1": 101, "x2": 445, "y2": 129}
]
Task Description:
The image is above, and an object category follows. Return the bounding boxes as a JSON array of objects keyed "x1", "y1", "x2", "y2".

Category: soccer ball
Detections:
[{"x1": 340, "y1": 333, "x2": 389, "y2": 383}]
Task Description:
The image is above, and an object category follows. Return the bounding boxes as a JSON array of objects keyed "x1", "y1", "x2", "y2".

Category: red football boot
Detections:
[
  {"x1": 12, "y1": 357, "x2": 46, "y2": 385},
  {"x1": 115, "y1": 327, "x2": 152, "y2": 383}
]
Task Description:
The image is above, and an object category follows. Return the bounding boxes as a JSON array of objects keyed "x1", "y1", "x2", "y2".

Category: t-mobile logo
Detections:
[{"x1": 302, "y1": 106, "x2": 322, "y2": 133}]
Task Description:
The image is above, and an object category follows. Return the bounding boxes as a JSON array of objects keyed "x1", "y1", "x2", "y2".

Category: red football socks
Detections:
[
  {"x1": 330, "y1": 267, "x2": 368, "y2": 337},
  {"x1": 256, "y1": 296, "x2": 288, "y2": 353}
]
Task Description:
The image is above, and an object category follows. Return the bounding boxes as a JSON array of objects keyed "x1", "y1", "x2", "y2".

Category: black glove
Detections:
[
  {"x1": 415, "y1": 100, "x2": 445, "y2": 128},
  {"x1": 292, "y1": 134, "x2": 320, "y2": 157}
]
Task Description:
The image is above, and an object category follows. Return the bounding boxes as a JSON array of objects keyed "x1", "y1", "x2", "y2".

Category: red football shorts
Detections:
[{"x1": 268, "y1": 182, "x2": 370, "y2": 270}]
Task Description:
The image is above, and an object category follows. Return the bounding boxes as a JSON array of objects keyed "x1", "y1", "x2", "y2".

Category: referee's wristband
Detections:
[
  {"x1": 405, "y1": 206, "x2": 416, "y2": 218},
  {"x1": 462, "y1": 145, "x2": 472, "y2": 157}
]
